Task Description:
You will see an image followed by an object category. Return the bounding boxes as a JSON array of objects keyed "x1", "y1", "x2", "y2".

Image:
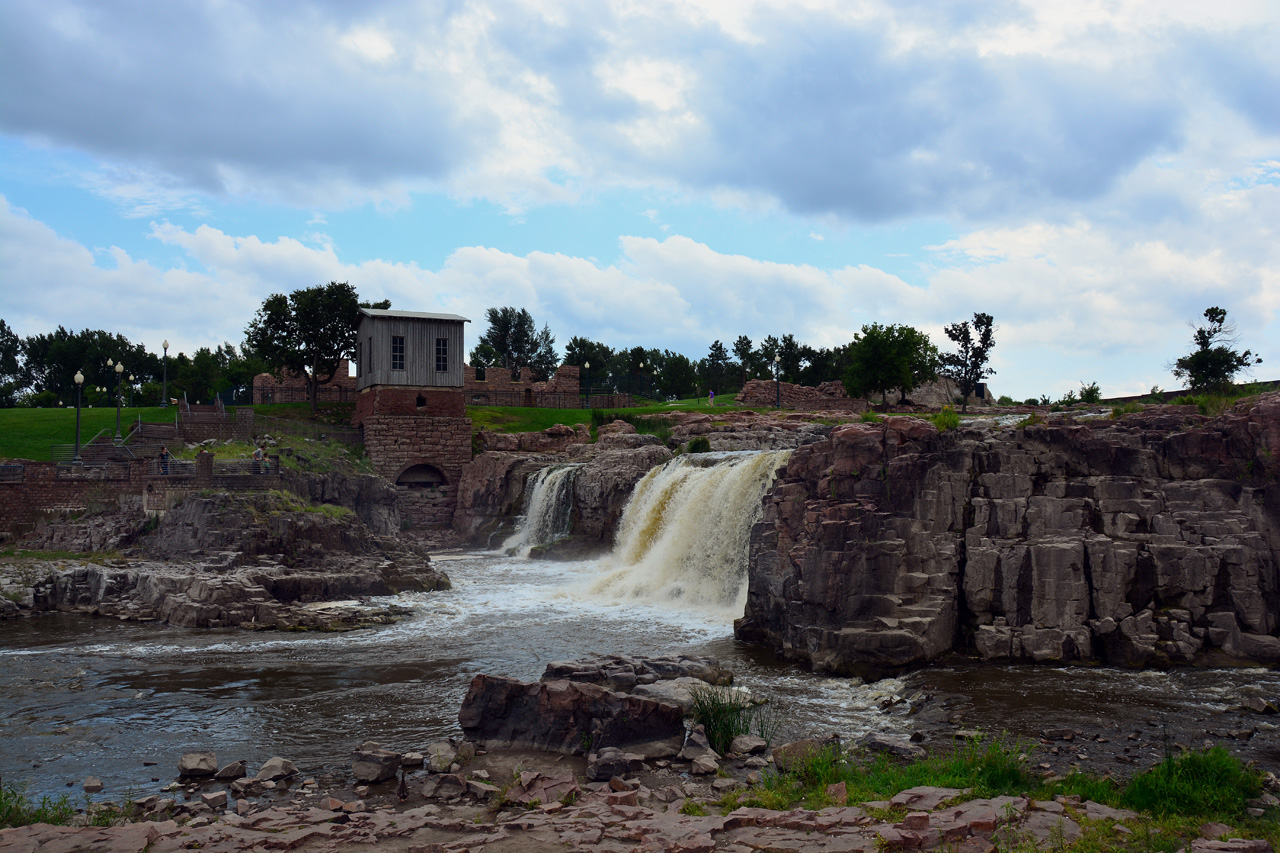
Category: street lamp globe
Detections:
[{"x1": 74, "y1": 371, "x2": 84, "y2": 386}]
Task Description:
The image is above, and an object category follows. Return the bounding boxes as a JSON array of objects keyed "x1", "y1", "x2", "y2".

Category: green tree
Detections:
[
  {"x1": 0, "y1": 320, "x2": 21, "y2": 407},
  {"x1": 702, "y1": 340, "x2": 731, "y2": 394},
  {"x1": 1171, "y1": 307, "x2": 1261, "y2": 394},
  {"x1": 472, "y1": 307, "x2": 559, "y2": 381},
  {"x1": 732, "y1": 335, "x2": 756, "y2": 387},
  {"x1": 244, "y1": 281, "x2": 366, "y2": 413},
  {"x1": 841, "y1": 323, "x2": 939, "y2": 410},
  {"x1": 940, "y1": 312, "x2": 996, "y2": 412},
  {"x1": 658, "y1": 350, "x2": 698, "y2": 399}
]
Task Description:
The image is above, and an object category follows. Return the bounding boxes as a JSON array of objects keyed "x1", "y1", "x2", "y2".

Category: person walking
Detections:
[{"x1": 708, "y1": 389, "x2": 715, "y2": 407}]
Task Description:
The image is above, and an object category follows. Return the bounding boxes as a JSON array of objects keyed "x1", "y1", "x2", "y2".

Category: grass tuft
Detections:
[{"x1": 0, "y1": 778, "x2": 77, "y2": 828}]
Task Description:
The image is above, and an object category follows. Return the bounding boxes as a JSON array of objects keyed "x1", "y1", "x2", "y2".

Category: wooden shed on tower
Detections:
[{"x1": 351, "y1": 308, "x2": 473, "y2": 528}]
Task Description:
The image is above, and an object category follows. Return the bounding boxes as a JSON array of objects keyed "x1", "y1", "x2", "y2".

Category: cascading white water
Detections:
[
  {"x1": 584, "y1": 450, "x2": 792, "y2": 617},
  {"x1": 500, "y1": 464, "x2": 583, "y2": 557}
]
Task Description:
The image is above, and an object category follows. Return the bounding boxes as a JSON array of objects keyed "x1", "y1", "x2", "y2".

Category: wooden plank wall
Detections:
[{"x1": 356, "y1": 316, "x2": 465, "y2": 389}]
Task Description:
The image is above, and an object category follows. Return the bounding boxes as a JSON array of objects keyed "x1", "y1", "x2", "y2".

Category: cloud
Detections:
[
  {"x1": 1, "y1": 1, "x2": 1276, "y2": 221},
  {"x1": 6, "y1": 192, "x2": 1275, "y2": 399}
]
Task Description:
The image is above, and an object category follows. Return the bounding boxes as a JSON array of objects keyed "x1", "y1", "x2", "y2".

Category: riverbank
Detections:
[{"x1": 3, "y1": 731, "x2": 1277, "y2": 852}]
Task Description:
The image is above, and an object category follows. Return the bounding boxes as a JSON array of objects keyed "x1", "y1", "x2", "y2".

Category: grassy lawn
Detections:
[{"x1": 0, "y1": 406, "x2": 177, "y2": 462}]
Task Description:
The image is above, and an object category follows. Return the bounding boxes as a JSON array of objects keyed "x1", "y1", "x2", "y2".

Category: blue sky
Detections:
[{"x1": 2, "y1": 0, "x2": 1278, "y2": 400}]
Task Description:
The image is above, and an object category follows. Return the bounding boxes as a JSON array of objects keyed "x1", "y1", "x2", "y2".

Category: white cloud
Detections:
[{"x1": 7, "y1": 192, "x2": 1275, "y2": 400}]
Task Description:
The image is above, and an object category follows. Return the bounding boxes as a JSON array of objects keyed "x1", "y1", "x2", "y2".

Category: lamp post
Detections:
[
  {"x1": 583, "y1": 361, "x2": 590, "y2": 405},
  {"x1": 73, "y1": 371, "x2": 84, "y2": 464},
  {"x1": 161, "y1": 340, "x2": 169, "y2": 407},
  {"x1": 113, "y1": 361, "x2": 125, "y2": 441},
  {"x1": 128, "y1": 374, "x2": 135, "y2": 408},
  {"x1": 774, "y1": 354, "x2": 781, "y2": 409}
]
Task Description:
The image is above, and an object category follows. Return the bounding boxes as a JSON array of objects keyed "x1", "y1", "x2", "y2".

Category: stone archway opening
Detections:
[{"x1": 396, "y1": 463, "x2": 447, "y2": 490}]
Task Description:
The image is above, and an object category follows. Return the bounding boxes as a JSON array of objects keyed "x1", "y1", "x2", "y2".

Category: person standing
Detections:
[
  {"x1": 708, "y1": 390, "x2": 715, "y2": 407},
  {"x1": 158, "y1": 445, "x2": 170, "y2": 475}
]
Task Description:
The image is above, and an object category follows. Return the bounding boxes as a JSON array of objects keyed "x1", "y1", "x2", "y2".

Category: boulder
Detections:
[
  {"x1": 771, "y1": 738, "x2": 838, "y2": 773},
  {"x1": 351, "y1": 742, "x2": 401, "y2": 783},
  {"x1": 178, "y1": 752, "x2": 217, "y2": 777},
  {"x1": 691, "y1": 754, "x2": 719, "y2": 775},
  {"x1": 83, "y1": 777, "x2": 104, "y2": 793},
  {"x1": 859, "y1": 733, "x2": 926, "y2": 759},
  {"x1": 729, "y1": 735, "x2": 768, "y2": 755},
  {"x1": 252, "y1": 756, "x2": 297, "y2": 782},
  {"x1": 678, "y1": 726, "x2": 720, "y2": 762},
  {"x1": 458, "y1": 674, "x2": 684, "y2": 755},
  {"x1": 586, "y1": 748, "x2": 633, "y2": 782},
  {"x1": 425, "y1": 741, "x2": 458, "y2": 773},
  {"x1": 214, "y1": 761, "x2": 246, "y2": 780}
]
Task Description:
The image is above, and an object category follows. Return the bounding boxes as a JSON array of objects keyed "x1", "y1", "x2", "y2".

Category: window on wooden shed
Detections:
[
  {"x1": 436, "y1": 338, "x2": 448, "y2": 373},
  {"x1": 367, "y1": 336, "x2": 374, "y2": 372},
  {"x1": 356, "y1": 342, "x2": 362, "y2": 377},
  {"x1": 391, "y1": 336, "x2": 405, "y2": 371}
]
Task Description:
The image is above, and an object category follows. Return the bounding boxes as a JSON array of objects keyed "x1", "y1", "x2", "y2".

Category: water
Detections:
[
  {"x1": 498, "y1": 463, "x2": 582, "y2": 557},
  {"x1": 2, "y1": 451, "x2": 1278, "y2": 798}
]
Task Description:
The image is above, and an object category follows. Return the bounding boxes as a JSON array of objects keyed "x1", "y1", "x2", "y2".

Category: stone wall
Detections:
[
  {"x1": 736, "y1": 380, "x2": 868, "y2": 411},
  {"x1": 0, "y1": 454, "x2": 282, "y2": 539},
  {"x1": 737, "y1": 394, "x2": 1280, "y2": 674},
  {"x1": 359, "y1": 413, "x2": 472, "y2": 528}
]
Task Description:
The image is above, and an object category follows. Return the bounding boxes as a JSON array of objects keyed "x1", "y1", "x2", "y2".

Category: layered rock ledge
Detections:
[
  {"x1": 738, "y1": 394, "x2": 1280, "y2": 673},
  {"x1": 0, "y1": 489, "x2": 449, "y2": 629}
]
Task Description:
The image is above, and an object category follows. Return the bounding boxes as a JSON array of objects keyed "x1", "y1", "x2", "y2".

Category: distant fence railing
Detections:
[
  {"x1": 146, "y1": 459, "x2": 197, "y2": 476},
  {"x1": 254, "y1": 386, "x2": 353, "y2": 405},
  {"x1": 0, "y1": 464, "x2": 23, "y2": 483},
  {"x1": 253, "y1": 414, "x2": 362, "y2": 445},
  {"x1": 465, "y1": 390, "x2": 633, "y2": 409},
  {"x1": 212, "y1": 459, "x2": 277, "y2": 476}
]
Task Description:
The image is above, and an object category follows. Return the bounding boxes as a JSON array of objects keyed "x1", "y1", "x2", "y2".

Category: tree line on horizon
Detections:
[{"x1": 0, "y1": 280, "x2": 1261, "y2": 411}]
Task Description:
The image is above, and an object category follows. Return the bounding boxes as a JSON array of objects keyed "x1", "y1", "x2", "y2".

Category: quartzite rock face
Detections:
[
  {"x1": 458, "y1": 674, "x2": 685, "y2": 755},
  {"x1": 737, "y1": 394, "x2": 1280, "y2": 674}
]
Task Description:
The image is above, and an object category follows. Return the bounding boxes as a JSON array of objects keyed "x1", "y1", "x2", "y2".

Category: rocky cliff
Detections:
[{"x1": 737, "y1": 394, "x2": 1280, "y2": 674}]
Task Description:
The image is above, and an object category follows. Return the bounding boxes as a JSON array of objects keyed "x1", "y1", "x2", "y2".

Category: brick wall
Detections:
[
  {"x1": 253, "y1": 359, "x2": 356, "y2": 404},
  {"x1": 352, "y1": 386, "x2": 465, "y2": 427},
  {"x1": 0, "y1": 453, "x2": 282, "y2": 538},
  {"x1": 736, "y1": 379, "x2": 868, "y2": 411},
  {"x1": 463, "y1": 363, "x2": 580, "y2": 396}
]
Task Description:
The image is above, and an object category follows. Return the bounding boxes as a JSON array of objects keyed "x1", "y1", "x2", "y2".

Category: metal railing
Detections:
[
  {"x1": 147, "y1": 459, "x2": 197, "y2": 476},
  {"x1": 254, "y1": 385, "x2": 353, "y2": 404},
  {"x1": 0, "y1": 464, "x2": 23, "y2": 483},
  {"x1": 464, "y1": 390, "x2": 633, "y2": 409}
]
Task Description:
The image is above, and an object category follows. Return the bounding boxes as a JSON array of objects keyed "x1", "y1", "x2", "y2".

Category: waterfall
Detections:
[
  {"x1": 500, "y1": 464, "x2": 583, "y2": 557},
  {"x1": 586, "y1": 450, "x2": 792, "y2": 616}
]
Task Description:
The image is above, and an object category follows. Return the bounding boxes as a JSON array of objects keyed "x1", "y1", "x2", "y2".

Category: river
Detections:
[{"x1": 2, "y1": 451, "x2": 1278, "y2": 800}]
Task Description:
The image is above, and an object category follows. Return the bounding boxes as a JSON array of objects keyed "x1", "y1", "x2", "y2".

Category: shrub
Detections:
[
  {"x1": 1, "y1": 779, "x2": 76, "y2": 828},
  {"x1": 1078, "y1": 381, "x2": 1102, "y2": 404},
  {"x1": 1121, "y1": 747, "x2": 1261, "y2": 817},
  {"x1": 859, "y1": 410, "x2": 882, "y2": 424},
  {"x1": 687, "y1": 685, "x2": 779, "y2": 755},
  {"x1": 1111, "y1": 401, "x2": 1143, "y2": 418},
  {"x1": 1022, "y1": 398, "x2": 1039, "y2": 406},
  {"x1": 930, "y1": 406, "x2": 960, "y2": 432},
  {"x1": 1057, "y1": 389, "x2": 1078, "y2": 407},
  {"x1": 996, "y1": 395, "x2": 1015, "y2": 406},
  {"x1": 685, "y1": 436, "x2": 712, "y2": 453}
]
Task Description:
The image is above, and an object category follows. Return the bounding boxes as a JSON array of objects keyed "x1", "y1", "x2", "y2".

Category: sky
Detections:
[{"x1": 1, "y1": 0, "x2": 1278, "y2": 401}]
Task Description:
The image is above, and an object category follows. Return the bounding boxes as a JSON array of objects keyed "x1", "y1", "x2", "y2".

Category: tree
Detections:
[
  {"x1": 658, "y1": 350, "x2": 698, "y2": 400},
  {"x1": 1171, "y1": 307, "x2": 1261, "y2": 394},
  {"x1": 841, "y1": 324, "x2": 939, "y2": 409},
  {"x1": 940, "y1": 312, "x2": 996, "y2": 412},
  {"x1": 244, "y1": 281, "x2": 365, "y2": 413},
  {"x1": 472, "y1": 307, "x2": 559, "y2": 381},
  {"x1": 0, "y1": 320, "x2": 21, "y2": 407},
  {"x1": 702, "y1": 340, "x2": 731, "y2": 393},
  {"x1": 732, "y1": 336, "x2": 756, "y2": 387}
]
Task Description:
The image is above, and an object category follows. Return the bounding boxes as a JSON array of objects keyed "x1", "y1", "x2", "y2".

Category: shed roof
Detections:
[{"x1": 359, "y1": 308, "x2": 470, "y2": 323}]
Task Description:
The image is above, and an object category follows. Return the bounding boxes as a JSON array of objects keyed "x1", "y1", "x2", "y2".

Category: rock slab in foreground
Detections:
[{"x1": 458, "y1": 673, "x2": 684, "y2": 755}]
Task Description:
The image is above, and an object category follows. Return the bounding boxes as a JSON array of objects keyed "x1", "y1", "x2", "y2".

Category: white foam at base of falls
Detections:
[
  {"x1": 581, "y1": 450, "x2": 792, "y2": 618},
  {"x1": 499, "y1": 464, "x2": 583, "y2": 557}
]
